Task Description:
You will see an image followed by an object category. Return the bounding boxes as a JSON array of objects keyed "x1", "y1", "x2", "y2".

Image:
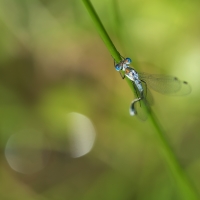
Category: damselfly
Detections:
[{"x1": 114, "y1": 57, "x2": 191, "y2": 119}]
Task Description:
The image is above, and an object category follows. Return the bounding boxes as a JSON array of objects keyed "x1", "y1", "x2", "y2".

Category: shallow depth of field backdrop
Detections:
[{"x1": 0, "y1": 0, "x2": 200, "y2": 200}]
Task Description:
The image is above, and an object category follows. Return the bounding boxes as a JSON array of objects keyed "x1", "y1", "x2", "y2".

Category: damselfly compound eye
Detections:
[
  {"x1": 125, "y1": 58, "x2": 132, "y2": 64},
  {"x1": 115, "y1": 64, "x2": 122, "y2": 71}
]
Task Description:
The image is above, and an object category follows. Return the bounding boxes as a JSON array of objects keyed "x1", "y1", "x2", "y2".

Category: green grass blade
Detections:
[{"x1": 82, "y1": 0, "x2": 121, "y2": 63}]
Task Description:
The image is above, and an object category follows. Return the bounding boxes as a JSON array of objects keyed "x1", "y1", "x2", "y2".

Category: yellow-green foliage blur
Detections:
[{"x1": 0, "y1": 0, "x2": 200, "y2": 200}]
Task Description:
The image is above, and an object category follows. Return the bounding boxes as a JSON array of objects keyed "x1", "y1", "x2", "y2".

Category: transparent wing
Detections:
[
  {"x1": 141, "y1": 81, "x2": 154, "y2": 105},
  {"x1": 138, "y1": 72, "x2": 191, "y2": 95}
]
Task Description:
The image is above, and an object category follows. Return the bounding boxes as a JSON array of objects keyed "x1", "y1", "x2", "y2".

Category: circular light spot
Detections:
[
  {"x1": 5, "y1": 130, "x2": 51, "y2": 174},
  {"x1": 67, "y1": 112, "x2": 96, "y2": 158}
]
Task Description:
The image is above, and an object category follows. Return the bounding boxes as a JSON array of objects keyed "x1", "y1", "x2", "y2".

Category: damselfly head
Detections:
[
  {"x1": 125, "y1": 58, "x2": 132, "y2": 64},
  {"x1": 115, "y1": 64, "x2": 122, "y2": 71}
]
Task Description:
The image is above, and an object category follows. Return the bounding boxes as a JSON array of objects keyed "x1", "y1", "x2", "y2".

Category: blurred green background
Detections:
[{"x1": 0, "y1": 0, "x2": 200, "y2": 199}]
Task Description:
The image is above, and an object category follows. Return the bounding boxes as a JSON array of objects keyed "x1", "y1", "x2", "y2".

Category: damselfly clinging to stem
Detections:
[{"x1": 114, "y1": 56, "x2": 191, "y2": 119}]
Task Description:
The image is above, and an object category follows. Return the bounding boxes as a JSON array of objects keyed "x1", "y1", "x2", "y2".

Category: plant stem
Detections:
[
  {"x1": 82, "y1": 0, "x2": 121, "y2": 63},
  {"x1": 82, "y1": 0, "x2": 199, "y2": 199},
  {"x1": 149, "y1": 110, "x2": 198, "y2": 200}
]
